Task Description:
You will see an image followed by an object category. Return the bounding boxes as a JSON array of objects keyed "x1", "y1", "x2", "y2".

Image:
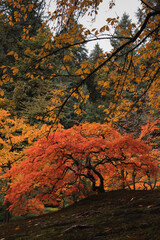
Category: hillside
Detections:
[{"x1": 1, "y1": 190, "x2": 160, "y2": 240}]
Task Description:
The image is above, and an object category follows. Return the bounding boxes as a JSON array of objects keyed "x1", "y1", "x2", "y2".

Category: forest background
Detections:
[{"x1": 0, "y1": 0, "x2": 159, "y2": 222}]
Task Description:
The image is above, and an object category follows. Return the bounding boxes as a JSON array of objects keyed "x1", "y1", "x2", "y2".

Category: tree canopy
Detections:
[{"x1": 3, "y1": 122, "x2": 159, "y2": 215}]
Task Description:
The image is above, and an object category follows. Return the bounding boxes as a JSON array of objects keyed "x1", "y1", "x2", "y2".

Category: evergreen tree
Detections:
[
  {"x1": 0, "y1": 0, "x2": 45, "y2": 82},
  {"x1": 86, "y1": 43, "x2": 104, "y2": 103},
  {"x1": 89, "y1": 43, "x2": 103, "y2": 63},
  {"x1": 0, "y1": 0, "x2": 45, "y2": 37},
  {"x1": 54, "y1": 19, "x2": 89, "y2": 128},
  {"x1": 110, "y1": 13, "x2": 133, "y2": 50},
  {"x1": 0, "y1": 0, "x2": 46, "y2": 120},
  {"x1": 83, "y1": 43, "x2": 114, "y2": 123},
  {"x1": 0, "y1": 0, "x2": 45, "y2": 70}
]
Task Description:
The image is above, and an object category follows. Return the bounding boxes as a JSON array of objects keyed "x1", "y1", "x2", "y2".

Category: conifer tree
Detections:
[{"x1": 0, "y1": 0, "x2": 45, "y2": 114}]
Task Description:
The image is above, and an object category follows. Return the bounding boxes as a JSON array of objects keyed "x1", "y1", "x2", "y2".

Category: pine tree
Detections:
[
  {"x1": 54, "y1": 19, "x2": 89, "y2": 128},
  {"x1": 0, "y1": 0, "x2": 46, "y2": 121},
  {"x1": 86, "y1": 43, "x2": 104, "y2": 103},
  {"x1": 110, "y1": 13, "x2": 133, "y2": 50},
  {"x1": 0, "y1": 0, "x2": 45, "y2": 92}
]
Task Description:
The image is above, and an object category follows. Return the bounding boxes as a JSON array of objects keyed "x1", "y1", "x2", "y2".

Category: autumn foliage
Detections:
[
  {"x1": 2, "y1": 122, "x2": 158, "y2": 215},
  {"x1": 0, "y1": 0, "x2": 159, "y2": 122},
  {"x1": 0, "y1": 107, "x2": 57, "y2": 202},
  {"x1": 0, "y1": 0, "x2": 160, "y2": 221}
]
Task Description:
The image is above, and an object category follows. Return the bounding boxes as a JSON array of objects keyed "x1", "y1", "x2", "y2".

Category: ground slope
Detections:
[{"x1": 1, "y1": 190, "x2": 160, "y2": 240}]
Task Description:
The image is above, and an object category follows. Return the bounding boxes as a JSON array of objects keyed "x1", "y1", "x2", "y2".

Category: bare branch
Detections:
[{"x1": 141, "y1": 0, "x2": 156, "y2": 11}]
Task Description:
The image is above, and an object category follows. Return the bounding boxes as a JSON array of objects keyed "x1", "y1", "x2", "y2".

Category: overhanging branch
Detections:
[{"x1": 45, "y1": 9, "x2": 160, "y2": 132}]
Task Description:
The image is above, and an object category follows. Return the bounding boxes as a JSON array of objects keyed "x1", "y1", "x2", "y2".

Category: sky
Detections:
[
  {"x1": 45, "y1": 0, "x2": 141, "y2": 53},
  {"x1": 80, "y1": 0, "x2": 141, "y2": 53}
]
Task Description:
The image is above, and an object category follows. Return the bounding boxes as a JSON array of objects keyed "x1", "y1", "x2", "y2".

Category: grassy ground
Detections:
[{"x1": 1, "y1": 190, "x2": 160, "y2": 240}]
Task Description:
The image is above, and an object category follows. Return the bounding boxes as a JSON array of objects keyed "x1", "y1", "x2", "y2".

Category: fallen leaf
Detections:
[
  {"x1": 104, "y1": 227, "x2": 112, "y2": 232},
  {"x1": 147, "y1": 205, "x2": 152, "y2": 208}
]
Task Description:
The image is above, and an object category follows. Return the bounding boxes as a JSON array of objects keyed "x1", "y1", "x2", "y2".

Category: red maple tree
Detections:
[{"x1": 3, "y1": 122, "x2": 158, "y2": 215}]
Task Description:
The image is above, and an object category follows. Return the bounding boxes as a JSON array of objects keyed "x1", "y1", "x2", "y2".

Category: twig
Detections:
[{"x1": 62, "y1": 224, "x2": 94, "y2": 233}]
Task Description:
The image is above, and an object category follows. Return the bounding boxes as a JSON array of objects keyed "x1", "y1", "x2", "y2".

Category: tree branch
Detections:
[{"x1": 45, "y1": 9, "x2": 160, "y2": 133}]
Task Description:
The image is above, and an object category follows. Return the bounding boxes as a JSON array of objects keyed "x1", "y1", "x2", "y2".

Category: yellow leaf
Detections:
[
  {"x1": 100, "y1": 26, "x2": 106, "y2": 32},
  {"x1": 7, "y1": 51, "x2": 15, "y2": 56},
  {"x1": 8, "y1": 21, "x2": 14, "y2": 26},
  {"x1": 64, "y1": 55, "x2": 72, "y2": 62},
  {"x1": 7, "y1": 51, "x2": 18, "y2": 60},
  {"x1": 75, "y1": 69, "x2": 83, "y2": 75},
  {"x1": 14, "y1": 52, "x2": 19, "y2": 60},
  {"x1": 23, "y1": 14, "x2": 27, "y2": 21},
  {"x1": 3, "y1": 68, "x2": 7, "y2": 73},
  {"x1": 84, "y1": 68, "x2": 91, "y2": 74},
  {"x1": 0, "y1": 65, "x2": 6, "y2": 69},
  {"x1": 45, "y1": 43, "x2": 52, "y2": 50},
  {"x1": 103, "y1": 66, "x2": 109, "y2": 71},
  {"x1": 0, "y1": 90, "x2": 4, "y2": 96},
  {"x1": 84, "y1": 30, "x2": 90, "y2": 35},
  {"x1": 95, "y1": 30, "x2": 99, "y2": 36},
  {"x1": 105, "y1": 26, "x2": 109, "y2": 31},
  {"x1": 11, "y1": 67, "x2": 19, "y2": 75}
]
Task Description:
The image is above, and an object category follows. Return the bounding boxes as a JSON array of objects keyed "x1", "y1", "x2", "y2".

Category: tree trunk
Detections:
[
  {"x1": 4, "y1": 201, "x2": 10, "y2": 223},
  {"x1": 92, "y1": 167, "x2": 105, "y2": 193},
  {"x1": 132, "y1": 168, "x2": 136, "y2": 190},
  {"x1": 4, "y1": 161, "x2": 11, "y2": 222},
  {"x1": 121, "y1": 169, "x2": 125, "y2": 190}
]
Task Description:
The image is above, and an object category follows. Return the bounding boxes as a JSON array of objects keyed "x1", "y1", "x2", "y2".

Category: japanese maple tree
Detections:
[{"x1": 3, "y1": 122, "x2": 158, "y2": 216}]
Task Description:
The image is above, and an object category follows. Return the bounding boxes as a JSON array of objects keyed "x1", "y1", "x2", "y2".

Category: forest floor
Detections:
[{"x1": 1, "y1": 190, "x2": 160, "y2": 240}]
